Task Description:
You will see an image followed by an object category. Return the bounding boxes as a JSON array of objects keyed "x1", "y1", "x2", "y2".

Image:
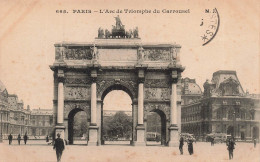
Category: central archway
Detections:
[{"x1": 101, "y1": 84, "x2": 134, "y2": 145}]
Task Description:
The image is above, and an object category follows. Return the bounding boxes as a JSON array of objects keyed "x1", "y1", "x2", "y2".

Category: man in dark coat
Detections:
[
  {"x1": 8, "y1": 134, "x2": 13, "y2": 145},
  {"x1": 53, "y1": 133, "x2": 65, "y2": 162},
  {"x1": 211, "y1": 137, "x2": 215, "y2": 146},
  {"x1": 17, "y1": 134, "x2": 21, "y2": 145},
  {"x1": 253, "y1": 138, "x2": 257, "y2": 148},
  {"x1": 187, "y1": 138, "x2": 194, "y2": 155},
  {"x1": 23, "y1": 133, "x2": 28, "y2": 144},
  {"x1": 227, "y1": 138, "x2": 236, "y2": 160},
  {"x1": 179, "y1": 136, "x2": 184, "y2": 155}
]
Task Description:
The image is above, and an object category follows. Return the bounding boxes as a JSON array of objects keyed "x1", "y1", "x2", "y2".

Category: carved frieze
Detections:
[
  {"x1": 144, "y1": 88, "x2": 170, "y2": 100},
  {"x1": 65, "y1": 78, "x2": 91, "y2": 85},
  {"x1": 64, "y1": 48, "x2": 92, "y2": 60},
  {"x1": 64, "y1": 102, "x2": 90, "y2": 118},
  {"x1": 143, "y1": 48, "x2": 171, "y2": 61},
  {"x1": 64, "y1": 87, "x2": 90, "y2": 100},
  {"x1": 145, "y1": 79, "x2": 170, "y2": 88}
]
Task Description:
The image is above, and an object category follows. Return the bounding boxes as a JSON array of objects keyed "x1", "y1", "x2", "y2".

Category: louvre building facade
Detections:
[
  {"x1": 0, "y1": 81, "x2": 53, "y2": 139},
  {"x1": 181, "y1": 71, "x2": 260, "y2": 141}
]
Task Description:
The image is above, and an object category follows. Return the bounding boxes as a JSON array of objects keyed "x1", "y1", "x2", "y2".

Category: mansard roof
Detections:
[
  {"x1": 181, "y1": 77, "x2": 202, "y2": 95},
  {"x1": 0, "y1": 80, "x2": 6, "y2": 93},
  {"x1": 211, "y1": 70, "x2": 244, "y2": 94}
]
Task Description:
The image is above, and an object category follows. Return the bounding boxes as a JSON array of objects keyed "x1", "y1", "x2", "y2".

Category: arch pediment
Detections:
[
  {"x1": 64, "y1": 102, "x2": 90, "y2": 119},
  {"x1": 97, "y1": 79, "x2": 137, "y2": 100},
  {"x1": 144, "y1": 103, "x2": 170, "y2": 121}
]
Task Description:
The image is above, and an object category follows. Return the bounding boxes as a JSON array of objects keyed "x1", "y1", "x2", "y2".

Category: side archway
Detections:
[
  {"x1": 67, "y1": 108, "x2": 89, "y2": 145},
  {"x1": 146, "y1": 109, "x2": 167, "y2": 145}
]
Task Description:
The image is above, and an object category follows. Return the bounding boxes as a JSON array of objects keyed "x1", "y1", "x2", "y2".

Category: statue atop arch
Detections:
[
  {"x1": 114, "y1": 15, "x2": 124, "y2": 30},
  {"x1": 97, "y1": 16, "x2": 139, "y2": 39}
]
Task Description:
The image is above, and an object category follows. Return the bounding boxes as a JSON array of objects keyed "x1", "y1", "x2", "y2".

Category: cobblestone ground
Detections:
[{"x1": 0, "y1": 140, "x2": 259, "y2": 162}]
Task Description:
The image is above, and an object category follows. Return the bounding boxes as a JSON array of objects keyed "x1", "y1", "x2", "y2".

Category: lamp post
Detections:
[
  {"x1": 233, "y1": 111, "x2": 236, "y2": 140},
  {"x1": 0, "y1": 112, "x2": 3, "y2": 142}
]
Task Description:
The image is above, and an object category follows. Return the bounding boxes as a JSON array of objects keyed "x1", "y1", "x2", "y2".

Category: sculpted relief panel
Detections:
[
  {"x1": 65, "y1": 77, "x2": 91, "y2": 85},
  {"x1": 145, "y1": 79, "x2": 170, "y2": 88},
  {"x1": 64, "y1": 48, "x2": 92, "y2": 60},
  {"x1": 144, "y1": 88, "x2": 170, "y2": 100},
  {"x1": 143, "y1": 48, "x2": 171, "y2": 61},
  {"x1": 55, "y1": 47, "x2": 93, "y2": 60},
  {"x1": 64, "y1": 87, "x2": 90, "y2": 100}
]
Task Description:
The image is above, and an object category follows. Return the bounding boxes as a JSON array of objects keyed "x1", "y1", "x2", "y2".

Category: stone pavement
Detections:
[{"x1": 0, "y1": 140, "x2": 259, "y2": 162}]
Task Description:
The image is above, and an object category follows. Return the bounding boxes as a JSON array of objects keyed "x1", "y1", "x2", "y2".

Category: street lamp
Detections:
[
  {"x1": 233, "y1": 111, "x2": 236, "y2": 140},
  {"x1": 0, "y1": 112, "x2": 3, "y2": 142}
]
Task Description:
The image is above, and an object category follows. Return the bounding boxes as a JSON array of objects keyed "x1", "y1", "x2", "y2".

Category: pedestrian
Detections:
[
  {"x1": 211, "y1": 137, "x2": 215, "y2": 146},
  {"x1": 53, "y1": 133, "x2": 65, "y2": 162},
  {"x1": 227, "y1": 138, "x2": 236, "y2": 160},
  {"x1": 46, "y1": 135, "x2": 49, "y2": 143},
  {"x1": 179, "y1": 136, "x2": 184, "y2": 155},
  {"x1": 187, "y1": 138, "x2": 194, "y2": 155},
  {"x1": 8, "y1": 134, "x2": 13, "y2": 145},
  {"x1": 253, "y1": 138, "x2": 257, "y2": 148},
  {"x1": 23, "y1": 133, "x2": 28, "y2": 144},
  {"x1": 17, "y1": 134, "x2": 21, "y2": 145}
]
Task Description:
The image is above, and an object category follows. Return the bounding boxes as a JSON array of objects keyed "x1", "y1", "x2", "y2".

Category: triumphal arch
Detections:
[{"x1": 50, "y1": 17, "x2": 184, "y2": 146}]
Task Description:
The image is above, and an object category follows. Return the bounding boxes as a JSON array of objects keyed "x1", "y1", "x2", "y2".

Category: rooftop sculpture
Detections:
[{"x1": 98, "y1": 15, "x2": 139, "y2": 39}]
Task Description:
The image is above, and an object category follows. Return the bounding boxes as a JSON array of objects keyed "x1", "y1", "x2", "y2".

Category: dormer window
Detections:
[{"x1": 219, "y1": 78, "x2": 239, "y2": 96}]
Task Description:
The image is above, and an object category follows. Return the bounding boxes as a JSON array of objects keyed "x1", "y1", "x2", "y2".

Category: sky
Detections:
[{"x1": 0, "y1": 0, "x2": 259, "y2": 110}]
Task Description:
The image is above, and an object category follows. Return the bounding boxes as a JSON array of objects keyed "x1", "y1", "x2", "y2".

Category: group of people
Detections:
[
  {"x1": 179, "y1": 136, "x2": 194, "y2": 155},
  {"x1": 179, "y1": 135, "x2": 258, "y2": 160},
  {"x1": 7, "y1": 132, "x2": 65, "y2": 162},
  {"x1": 8, "y1": 133, "x2": 28, "y2": 145}
]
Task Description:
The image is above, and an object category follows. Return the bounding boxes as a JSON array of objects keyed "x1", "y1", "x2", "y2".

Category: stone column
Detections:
[
  {"x1": 57, "y1": 81, "x2": 64, "y2": 124},
  {"x1": 138, "y1": 83, "x2": 144, "y2": 125},
  {"x1": 88, "y1": 69, "x2": 98, "y2": 146},
  {"x1": 134, "y1": 69, "x2": 146, "y2": 146},
  {"x1": 55, "y1": 69, "x2": 65, "y2": 139},
  {"x1": 91, "y1": 82, "x2": 97, "y2": 124},
  {"x1": 169, "y1": 70, "x2": 179, "y2": 147},
  {"x1": 131, "y1": 100, "x2": 138, "y2": 145}
]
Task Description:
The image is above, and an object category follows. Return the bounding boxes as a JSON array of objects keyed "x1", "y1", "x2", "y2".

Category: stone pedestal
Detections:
[
  {"x1": 168, "y1": 125, "x2": 179, "y2": 147},
  {"x1": 88, "y1": 125, "x2": 98, "y2": 146},
  {"x1": 134, "y1": 125, "x2": 146, "y2": 146}
]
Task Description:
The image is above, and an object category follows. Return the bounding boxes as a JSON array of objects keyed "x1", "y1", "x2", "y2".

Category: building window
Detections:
[
  {"x1": 32, "y1": 128, "x2": 36, "y2": 136},
  {"x1": 42, "y1": 129, "x2": 46, "y2": 136}
]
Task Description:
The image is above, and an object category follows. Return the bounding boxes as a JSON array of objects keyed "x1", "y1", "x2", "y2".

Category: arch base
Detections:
[
  {"x1": 88, "y1": 125, "x2": 99, "y2": 146},
  {"x1": 168, "y1": 126, "x2": 179, "y2": 147}
]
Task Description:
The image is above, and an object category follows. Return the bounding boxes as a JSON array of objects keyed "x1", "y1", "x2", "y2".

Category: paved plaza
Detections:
[{"x1": 0, "y1": 140, "x2": 259, "y2": 162}]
